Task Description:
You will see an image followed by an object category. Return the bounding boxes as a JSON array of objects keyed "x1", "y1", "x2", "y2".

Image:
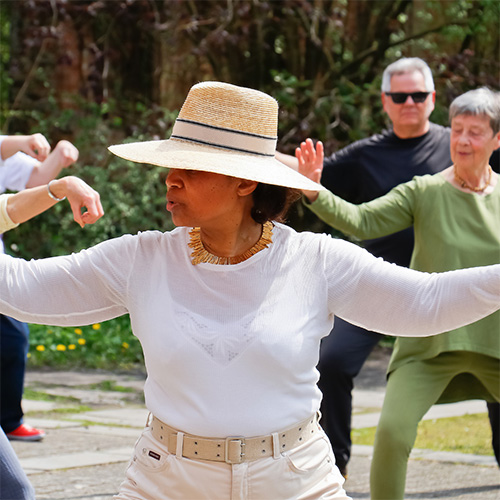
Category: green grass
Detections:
[
  {"x1": 25, "y1": 405, "x2": 93, "y2": 419},
  {"x1": 353, "y1": 413, "x2": 494, "y2": 456},
  {"x1": 88, "y1": 380, "x2": 135, "y2": 392},
  {"x1": 23, "y1": 388, "x2": 80, "y2": 404},
  {"x1": 27, "y1": 315, "x2": 144, "y2": 370}
]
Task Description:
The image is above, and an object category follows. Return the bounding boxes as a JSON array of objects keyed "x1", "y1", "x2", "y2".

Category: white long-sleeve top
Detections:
[
  {"x1": 0, "y1": 136, "x2": 37, "y2": 252},
  {"x1": 0, "y1": 136, "x2": 37, "y2": 193},
  {"x1": 1, "y1": 223, "x2": 499, "y2": 437}
]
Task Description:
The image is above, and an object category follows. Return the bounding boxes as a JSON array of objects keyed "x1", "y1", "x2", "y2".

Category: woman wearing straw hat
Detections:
[{"x1": 0, "y1": 82, "x2": 500, "y2": 500}]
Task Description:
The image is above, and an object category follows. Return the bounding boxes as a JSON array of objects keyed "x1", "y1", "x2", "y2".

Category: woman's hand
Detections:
[
  {"x1": 0, "y1": 133, "x2": 51, "y2": 161},
  {"x1": 22, "y1": 133, "x2": 51, "y2": 161},
  {"x1": 50, "y1": 140, "x2": 79, "y2": 169},
  {"x1": 296, "y1": 138, "x2": 324, "y2": 202},
  {"x1": 50, "y1": 176, "x2": 104, "y2": 227}
]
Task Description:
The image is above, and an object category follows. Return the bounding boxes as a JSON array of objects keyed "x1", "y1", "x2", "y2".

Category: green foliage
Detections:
[
  {"x1": 4, "y1": 99, "x2": 177, "y2": 258},
  {"x1": 0, "y1": 3, "x2": 11, "y2": 129},
  {"x1": 3, "y1": 0, "x2": 499, "y2": 369},
  {"x1": 28, "y1": 315, "x2": 144, "y2": 370}
]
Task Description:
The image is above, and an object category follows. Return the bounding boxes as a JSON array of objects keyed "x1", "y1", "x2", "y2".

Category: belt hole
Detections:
[
  {"x1": 299, "y1": 437, "x2": 302, "y2": 441},
  {"x1": 298, "y1": 427, "x2": 302, "y2": 431},
  {"x1": 218, "y1": 444, "x2": 221, "y2": 448},
  {"x1": 282, "y1": 444, "x2": 285, "y2": 448},
  {"x1": 282, "y1": 434, "x2": 285, "y2": 438},
  {"x1": 261, "y1": 439, "x2": 266, "y2": 443},
  {"x1": 195, "y1": 451, "x2": 198, "y2": 455},
  {"x1": 160, "y1": 425, "x2": 164, "y2": 430},
  {"x1": 194, "y1": 441, "x2": 198, "y2": 445},
  {"x1": 261, "y1": 450, "x2": 265, "y2": 453},
  {"x1": 217, "y1": 453, "x2": 220, "y2": 457}
]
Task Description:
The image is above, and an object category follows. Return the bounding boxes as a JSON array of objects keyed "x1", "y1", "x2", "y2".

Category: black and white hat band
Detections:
[{"x1": 171, "y1": 118, "x2": 277, "y2": 157}]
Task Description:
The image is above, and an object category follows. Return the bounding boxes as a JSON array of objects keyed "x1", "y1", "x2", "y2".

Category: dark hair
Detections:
[{"x1": 251, "y1": 183, "x2": 302, "y2": 224}]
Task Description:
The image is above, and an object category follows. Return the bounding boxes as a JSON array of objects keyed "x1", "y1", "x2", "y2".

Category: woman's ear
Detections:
[{"x1": 236, "y1": 178, "x2": 259, "y2": 197}]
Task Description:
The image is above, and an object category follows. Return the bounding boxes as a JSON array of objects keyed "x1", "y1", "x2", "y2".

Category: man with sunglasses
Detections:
[{"x1": 276, "y1": 56, "x2": 500, "y2": 479}]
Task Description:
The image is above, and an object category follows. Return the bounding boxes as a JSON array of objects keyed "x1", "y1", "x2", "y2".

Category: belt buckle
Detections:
[{"x1": 224, "y1": 436, "x2": 245, "y2": 464}]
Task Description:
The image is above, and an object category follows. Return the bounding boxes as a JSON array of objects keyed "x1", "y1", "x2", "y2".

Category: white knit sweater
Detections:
[{"x1": 1, "y1": 223, "x2": 499, "y2": 437}]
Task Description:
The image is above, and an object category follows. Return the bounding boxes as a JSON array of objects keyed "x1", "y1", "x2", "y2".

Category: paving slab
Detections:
[{"x1": 64, "y1": 407, "x2": 149, "y2": 427}]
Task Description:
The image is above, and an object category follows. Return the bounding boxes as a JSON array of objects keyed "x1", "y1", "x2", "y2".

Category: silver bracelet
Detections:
[{"x1": 47, "y1": 180, "x2": 66, "y2": 202}]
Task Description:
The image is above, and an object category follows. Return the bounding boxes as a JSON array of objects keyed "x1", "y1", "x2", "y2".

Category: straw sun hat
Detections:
[{"x1": 108, "y1": 81, "x2": 325, "y2": 192}]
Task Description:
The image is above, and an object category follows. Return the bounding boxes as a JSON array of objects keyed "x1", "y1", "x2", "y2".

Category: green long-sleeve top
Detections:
[{"x1": 308, "y1": 173, "x2": 500, "y2": 403}]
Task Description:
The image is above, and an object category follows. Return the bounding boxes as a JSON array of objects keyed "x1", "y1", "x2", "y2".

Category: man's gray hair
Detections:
[
  {"x1": 449, "y1": 87, "x2": 500, "y2": 134},
  {"x1": 381, "y1": 57, "x2": 435, "y2": 93}
]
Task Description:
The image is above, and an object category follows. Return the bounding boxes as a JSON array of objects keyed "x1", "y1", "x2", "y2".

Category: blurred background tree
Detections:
[{"x1": 1, "y1": 0, "x2": 499, "y2": 256}]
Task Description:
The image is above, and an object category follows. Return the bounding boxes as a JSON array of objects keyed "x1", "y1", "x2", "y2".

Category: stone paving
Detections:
[{"x1": 8, "y1": 347, "x2": 499, "y2": 499}]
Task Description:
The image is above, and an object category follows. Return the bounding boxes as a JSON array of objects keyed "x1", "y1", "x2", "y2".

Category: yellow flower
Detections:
[
  {"x1": 92, "y1": 323, "x2": 101, "y2": 330},
  {"x1": 36, "y1": 345, "x2": 45, "y2": 352},
  {"x1": 47, "y1": 329, "x2": 53, "y2": 334},
  {"x1": 68, "y1": 344, "x2": 76, "y2": 350},
  {"x1": 122, "y1": 342, "x2": 129, "y2": 349},
  {"x1": 78, "y1": 338, "x2": 86, "y2": 345},
  {"x1": 56, "y1": 344, "x2": 66, "y2": 351},
  {"x1": 27, "y1": 353, "x2": 31, "y2": 358},
  {"x1": 75, "y1": 328, "x2": 83, "y2": 335}
]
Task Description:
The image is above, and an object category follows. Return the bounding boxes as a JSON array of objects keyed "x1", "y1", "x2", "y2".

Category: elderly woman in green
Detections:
[{"x1": 298, "y1": 87, "x2": 500, "y2": 500}]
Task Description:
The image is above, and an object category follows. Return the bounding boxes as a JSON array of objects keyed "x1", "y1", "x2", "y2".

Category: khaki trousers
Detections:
[{"x1": 115, "y1": 426, "x2": 349, "y2": 500}]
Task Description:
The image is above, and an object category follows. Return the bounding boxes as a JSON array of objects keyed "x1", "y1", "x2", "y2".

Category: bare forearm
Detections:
[
  {"x1": 25, "y1": 140, "x2": 79, "y2": 187},
  {"x1": 1, "y1": 136, "x2": 30, "y2": 160},
  {"x1": 25, "y1": 154, "x2": 64, "y2": 187},
  {"x1": 0, "y1": 134, "x2": 50, "y2": 161},
  {"x1": 6, "y1": 184, "x2": 58, "y2": 224},
  {"x1": 7, "y1": 176, "x2": 104, "y2": 228}
]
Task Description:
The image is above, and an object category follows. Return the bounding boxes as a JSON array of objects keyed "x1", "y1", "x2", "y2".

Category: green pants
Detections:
[{"x1": 370, "y1": 351, "x2": 499, "y2": 500}]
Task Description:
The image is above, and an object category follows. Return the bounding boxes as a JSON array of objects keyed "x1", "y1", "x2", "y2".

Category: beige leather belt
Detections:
[{"x1": 150, "y1": 413, "x2": 319, "y2": 464}]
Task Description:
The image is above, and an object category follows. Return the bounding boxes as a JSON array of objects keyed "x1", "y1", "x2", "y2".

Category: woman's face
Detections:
[
  {"x1": 165, "y1": 169, "x2": 249, "y2": 228},
  {"x1": 450, "y1": 114, "x2": 500, "y2": 171}
]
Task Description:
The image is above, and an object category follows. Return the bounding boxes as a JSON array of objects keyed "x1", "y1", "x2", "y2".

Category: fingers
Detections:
[
  {"x1": 60, "y1": 177, "x2": 104, "y2": 227},
  {"x1": 79, "y1": 195, "x2": 105, "y2": 226},
  {"x1": 26, "y1": 134, "x2": 51, "y2": 161},
  {"x1": 69, "y1": 192, "x2": 104, "y2": 227},
  {"x1": 299, "y1": 138, "x2": 317, "y2": 165},
  {"x1": 316, "y1": 140, "x2": 324, "y2": 162},
  {"x1": 295, "y1": 139, "x2": 324, "y2": 184}
]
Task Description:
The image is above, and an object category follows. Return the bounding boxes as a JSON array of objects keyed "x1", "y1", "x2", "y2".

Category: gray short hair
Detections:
[
  {"x1": 449, "y1": 87, "x2": 500, "y2": 134},
  {"x1": 381, "y1": 57, "x2": 435, "y2": 93}
]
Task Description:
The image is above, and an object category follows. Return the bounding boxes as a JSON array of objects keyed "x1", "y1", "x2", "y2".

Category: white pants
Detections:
[{"x1": 115, "y1": 427, "x2": 350, "y2": 500}]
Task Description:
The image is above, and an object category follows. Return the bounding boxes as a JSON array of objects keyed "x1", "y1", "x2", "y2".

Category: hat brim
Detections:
[{"x1": 108, "y1": 139, "x2": 325, "y2": 192}]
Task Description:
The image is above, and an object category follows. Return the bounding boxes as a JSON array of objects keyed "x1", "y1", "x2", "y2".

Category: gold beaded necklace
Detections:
[
  {"x1": 454, "y1": 166, "x2": 492, "y2": 193},
  {"x1": 188, "y1": 221, "x2": 273, "y2": 265}
]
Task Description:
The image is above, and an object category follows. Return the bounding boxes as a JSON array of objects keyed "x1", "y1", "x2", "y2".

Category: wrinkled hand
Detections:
[
  {"x1": 50, "y1": 140, "x2": 79, "y2": 169},
  {"x1": 22, "y1": 133, "x2": 51, "y2": 161},
  {"x1": 51, "y1": 176, "x2": 104, "y2": 227},
  {"x1": 296, "y1": 138, "x2": 324, "y2": 202}
]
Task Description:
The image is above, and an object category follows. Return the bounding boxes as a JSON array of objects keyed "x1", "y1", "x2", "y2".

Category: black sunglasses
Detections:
[{"x1": 385, "y1": 92, "x2": 430, "y2": 104}]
